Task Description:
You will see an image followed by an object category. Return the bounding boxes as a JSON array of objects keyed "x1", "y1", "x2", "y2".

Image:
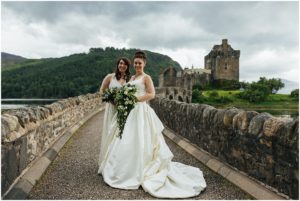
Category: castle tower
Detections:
[{"x1": 204, "y1": 39, "x2": 240, "y2": 81}]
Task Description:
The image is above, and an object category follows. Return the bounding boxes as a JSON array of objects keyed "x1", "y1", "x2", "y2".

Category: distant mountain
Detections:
[
  {"x1": 277, "y1": 79, "x2": 299, "y2": 94},
  {"x1": 1, "y1": 48, "x2": 182, "y2": 98},
  {"x1": 1, "y1": 52, "x2": 27, "y2": 68}
]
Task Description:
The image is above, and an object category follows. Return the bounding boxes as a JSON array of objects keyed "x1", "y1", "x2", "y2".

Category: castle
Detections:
[{"x1": 159, "y1": 39, "x2": 240, "y2": 90}]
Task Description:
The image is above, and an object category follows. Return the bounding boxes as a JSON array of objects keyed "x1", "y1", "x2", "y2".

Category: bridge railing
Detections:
[
  {"x1": 150, "y1": 97, "x2": 298, "y2": 199},
  {"x1": 1, "y1": 93, "x2": 103, "y2": 195}
]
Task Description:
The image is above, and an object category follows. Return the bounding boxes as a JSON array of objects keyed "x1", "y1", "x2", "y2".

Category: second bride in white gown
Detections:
[{"x1": 98, "y1": 51, "x2": 207, "y2": 198}]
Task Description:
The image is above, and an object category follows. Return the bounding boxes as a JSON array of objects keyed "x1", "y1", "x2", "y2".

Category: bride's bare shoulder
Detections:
[
  {"x1": 108, "y1": 73, "x2": 114, "y2": 78},
  {"x1": 144, "y1": 74, "x2": 153, "y2": 80},
  {"x1": 103, "y1": 73, "x2": 114, "y2": 82}
]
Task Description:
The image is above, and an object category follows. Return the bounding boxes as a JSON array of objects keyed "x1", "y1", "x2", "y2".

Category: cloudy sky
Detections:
[{"x1": 2, "y1": 1, "x2": 299, "y2": 82}]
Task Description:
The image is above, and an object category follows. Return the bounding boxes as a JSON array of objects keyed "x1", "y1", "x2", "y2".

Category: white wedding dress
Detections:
[
  {"x1": 98, "y1": 74, "x2": 122, "y2": 167},
  {"x1": 98, "y1": 75, "x2": 207, "y2": 198}
]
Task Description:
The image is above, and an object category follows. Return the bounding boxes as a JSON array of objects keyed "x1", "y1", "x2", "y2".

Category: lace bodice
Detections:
[{"x1": 128, "y1": 76, "x2": 146, "y2": 97}]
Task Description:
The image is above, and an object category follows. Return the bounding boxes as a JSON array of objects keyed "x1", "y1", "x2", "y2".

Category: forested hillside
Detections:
[
  {"x1": 1, "y1": 52, "x2": 28, "y2": 69},
  {"x1": 2, "y1": 48, "x2": 182, "y2": 98}
]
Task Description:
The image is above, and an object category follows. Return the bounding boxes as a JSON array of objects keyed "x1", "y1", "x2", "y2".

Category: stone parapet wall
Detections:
[
  {"x1": 1, "y1": 93, "x2": 103, "y2": 194},
  {"x1": 150, "y1": 97, "x2": 299, "y2": 199}
]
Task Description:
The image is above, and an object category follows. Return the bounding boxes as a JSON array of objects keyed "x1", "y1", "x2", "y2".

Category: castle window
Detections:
[{"x1": 224, "y1": 63, "x2": 228, "y2": 70}]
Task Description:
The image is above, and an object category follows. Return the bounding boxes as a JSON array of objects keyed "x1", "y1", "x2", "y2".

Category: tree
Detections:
[
  {"x1": 290, "y1": 89, "x2": 299, "y2": 100},
  {"x1": 192, "y1": 89, "x2": 206, "y2": 103},
  {"x1": 89, "y1": 48, "x2": 104, "y2": 53},
  {"x1": 257, "y1": 77, "x2": 284, "y2": 94},
  {"x1": 2, "y1": 48, "x2": 181, "y2": 98},
  {"x1": 238, "y1": 82, "x2": 270, "y2": 103}
]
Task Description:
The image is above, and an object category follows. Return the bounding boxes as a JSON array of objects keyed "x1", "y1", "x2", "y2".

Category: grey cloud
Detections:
[
  {"x1": 1, "y1": 2, "x2": 165, "y2": 24},
  {"x1": 2, "y1": 1, "x2": 298, "y2": 50},
  {"x1": 2, "y1": 1, "x2": 299, "y2": 82}
]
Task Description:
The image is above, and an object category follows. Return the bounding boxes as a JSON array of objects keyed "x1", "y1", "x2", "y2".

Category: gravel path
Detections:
[{"x1": 28, "y1": 111, "x2": 253, "y2": 200}]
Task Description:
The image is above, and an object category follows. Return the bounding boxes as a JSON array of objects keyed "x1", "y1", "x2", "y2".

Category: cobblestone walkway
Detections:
[{"x1": 28, "y1": 111, "x2": 253, "y2": 200}]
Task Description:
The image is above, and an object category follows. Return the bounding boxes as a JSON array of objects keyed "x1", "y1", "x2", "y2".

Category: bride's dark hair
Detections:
[
  {"x1": 133, "y1": 51, "x2": 147, "y2": 62},
  {"x1": 115, "y1": 57, "x2": 131, "y2": 82}
]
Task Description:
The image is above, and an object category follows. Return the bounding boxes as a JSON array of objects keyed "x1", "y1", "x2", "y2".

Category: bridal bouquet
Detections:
[
  {"x1": 115, "y1": 84, "x2": 138, "y2": 138},
  {"x1": 101, "y1": 87, "x2": 119, "y2": 104}
]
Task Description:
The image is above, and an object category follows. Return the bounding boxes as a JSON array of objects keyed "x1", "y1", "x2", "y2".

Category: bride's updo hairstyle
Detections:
[{"x1": 133, "y1": 51, "x2": 147, "y2": 63}]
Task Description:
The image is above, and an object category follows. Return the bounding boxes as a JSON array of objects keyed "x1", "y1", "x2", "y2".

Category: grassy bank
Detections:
[{"x1": 194, "y1": 90, "x2": 299, "y2": 117}]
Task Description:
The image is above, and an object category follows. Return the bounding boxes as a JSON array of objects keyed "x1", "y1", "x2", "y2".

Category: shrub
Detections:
[
  {"x1": 192, "y1": 89, "x2": 207, "y2": 103},
  {"x1": 192, "y1": 84, "x2": 203, "y2": 90},
  {"x1": 290, "y1": 89, "x2": 299, "y2": 100},
  {"x1": 257, "y1": 77, "x2": 285, "y2": 94},
  {"x1": 239, "y1": 82, "x2": 270, "y2": 103},
  {"x1": 211, "y1": 79, "x2": 241, "y2": 90}
]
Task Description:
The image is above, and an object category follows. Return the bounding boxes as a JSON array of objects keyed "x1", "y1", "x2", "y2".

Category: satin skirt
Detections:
[
  {"x1": 98, "y1": 102, "x2": 206, "y2": 198},
  {"x1": 98, "y1": 103, "x2": 117, "y2": 167}
]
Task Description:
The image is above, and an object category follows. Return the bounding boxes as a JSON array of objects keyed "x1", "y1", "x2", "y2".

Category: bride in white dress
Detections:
[
  {"x1": 98, "y1": 57, "x2": 131, "y2": 168},
  {"x1": 98, "y1": 51, "x2": 206, "y2": 198}
]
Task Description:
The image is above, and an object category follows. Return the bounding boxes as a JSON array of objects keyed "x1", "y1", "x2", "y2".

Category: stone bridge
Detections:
[
  {"x1": 155, "y1": 87, "x2": 192, "y2": 103},
  {"x1": 1, "y1": 92, "x2": 298, "y2": 199}
]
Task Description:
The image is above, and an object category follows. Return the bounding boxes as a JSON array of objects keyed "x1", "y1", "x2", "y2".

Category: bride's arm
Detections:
[
  {"x1": 137, "y1": 75, "x2": 155, "y2": 102},
  {"x1": 99, "y1": 74, "x2": 112, "y2": 95}
]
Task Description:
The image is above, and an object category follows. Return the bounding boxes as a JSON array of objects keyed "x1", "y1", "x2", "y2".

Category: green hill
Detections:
[
  {"x1": 1, "y1": 52, "x2": 28, "y2": 69},
  {"x1": 1, "y1": 47, "x2": 182, "y2": 98}
]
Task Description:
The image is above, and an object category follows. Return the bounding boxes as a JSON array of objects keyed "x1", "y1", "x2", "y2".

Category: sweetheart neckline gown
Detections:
[{"x1": 98, "y1": 75, "x2": 207, "y2": 198}]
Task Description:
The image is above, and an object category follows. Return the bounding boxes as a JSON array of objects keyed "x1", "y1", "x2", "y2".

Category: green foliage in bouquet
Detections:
[
  {"x1": 115, "y1": 84, "x2": 138, "y2": 138},
  {"x1": 101, "y1": 87, "x2": 119, "y2": 104}
]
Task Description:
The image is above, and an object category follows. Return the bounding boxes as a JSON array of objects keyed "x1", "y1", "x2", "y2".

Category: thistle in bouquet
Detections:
[
  {"x1": 101, "y1": 87, "x2": 119, "y2": 104},
  {"x1": 115, "y1": 84, "x2": 138, "y2": 138}
]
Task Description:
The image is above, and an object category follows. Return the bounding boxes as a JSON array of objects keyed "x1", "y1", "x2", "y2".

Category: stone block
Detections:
[
  {"x1": 248, "y1": 112, "x2": 272, "y2": 136},
  {"x1": 22, "y1": 156, "x2": 51, "y2": 186},
  {"x1": 233, "y1": 111, "x2": 259, "y2": 134},
  {"x1": 263, "y1": 117, "x2": 293, "y2": 137},
  {"x1": 223, "y1": 107, "x2": 240, "y2": 127},
  {"x1": 1, "y1": 143, "x2": 18, "y2": 193},
  {"x1": 1, "y1": 114, "x2": 20, "y2": 139},
  {"x1": 226, "y1": 171, "x2": 283, "y2": 200},
  {"x1": 207, "y1": 158, "x2": 223, "y2": 172},
  {"x1": 19, "y1": 136, "x2": 28, "y2": 173},
  {"x1": 218, "y1": 165, "x2": 231, "y2": 177},
  {"x1": 4, "y1": 178, "x2": 33, "y2": 199}
]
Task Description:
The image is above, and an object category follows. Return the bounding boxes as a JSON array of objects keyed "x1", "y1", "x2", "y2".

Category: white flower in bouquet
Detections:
[{"x1": 115, "y1": 84, "x2": 138, "y2": 138}]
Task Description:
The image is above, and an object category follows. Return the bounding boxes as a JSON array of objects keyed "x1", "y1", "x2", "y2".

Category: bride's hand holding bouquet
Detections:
[
  {"x1": 102, "y1": 84, "x2": 138, "y2": 138},
  {"x1": 101, "y1": 87, "x2": 119, "y2": 105}
]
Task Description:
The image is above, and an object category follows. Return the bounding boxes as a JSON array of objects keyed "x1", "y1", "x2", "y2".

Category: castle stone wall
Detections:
[
  {"x1": 150, "y1": 97, "x2": 299, "y2": 199},
  {"x1": 155, "y1": 87, "x2": 192, "y2": 103},
  {"x1": 214, "y1": 56, "x2": 239, "y2": 81},
  {"x1": 160, "y1": 67, "x2": 211, "y2": 90},
  {"x1": 1, "y1": 93, "x2": 103, "y2": 194}
]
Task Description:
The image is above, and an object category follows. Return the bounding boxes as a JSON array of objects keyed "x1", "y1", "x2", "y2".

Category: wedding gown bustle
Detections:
[{"x1": 98, "y1": 75, "x2": 207, "y2": 198}]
